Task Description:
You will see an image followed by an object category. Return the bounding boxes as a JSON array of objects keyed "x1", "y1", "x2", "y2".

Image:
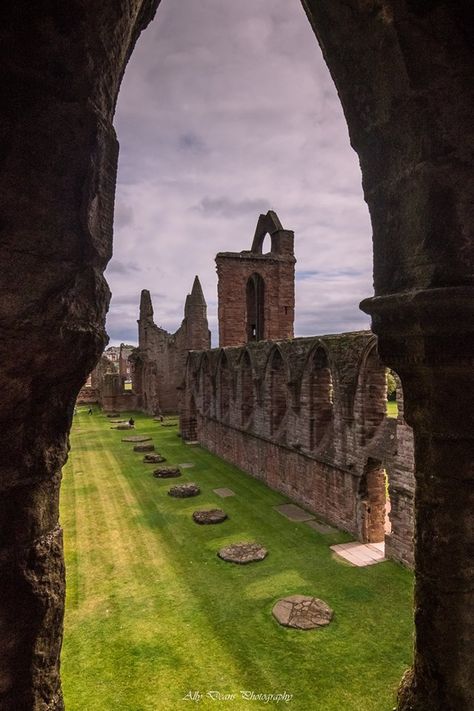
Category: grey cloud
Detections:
[
  {"x1": 178, "y1": 132, "x2": 208, "y2": 153},
  {"x1": 106, "y1": 260, "x2": 140, "y2": 276},
  {"x1": 105, "y1": 0, "x2": 374, "y2": 346},
  {"x1": 296, "y1": 268, "x2": 368, "y2": 281},
  {"x1": 106, "y1": 325, "x2": 139, "y2": 345},
  {"x1": 296, "y1": 301, "x2": 371, "y2": 337},
  {"x1": 109, "y1": 293, "x2": 143, "y2": 308},
  {"x1": 194, "y1": 196, "x2": 271, "y2": 219},
  {"x1": 114, "y1": 202, "x2": 134, "y2": 230}
]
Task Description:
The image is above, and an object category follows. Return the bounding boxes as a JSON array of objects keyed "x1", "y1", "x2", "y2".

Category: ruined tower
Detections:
[
  {"x1": 184, "y1": 276, "x2": 211, "y2": 351},
  {"x1": 137, "y1": 288, "x2": 154, "y2": 349},
  {"x1": 131, "y1": 277, "x2": 210, "y2": 414},
  {"x1": 216, "y1": 211, "x2": 296, "y2": 347}
]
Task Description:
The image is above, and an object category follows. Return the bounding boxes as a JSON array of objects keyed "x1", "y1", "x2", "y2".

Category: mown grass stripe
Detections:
[{"x1": 61, "y1": 410, "x2": 413, "y2": 711}]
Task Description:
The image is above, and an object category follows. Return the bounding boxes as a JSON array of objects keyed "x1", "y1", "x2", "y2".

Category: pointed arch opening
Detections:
[
  {"x1": 246, "y1": 273, "x2": 265, "y2": 342},
  {"x1": 201, "y1": 355, "x2": 212, "y2": 416},
  {"x1": 240, "y1": 350, "x2": 255, "y2": 428},
  {"x1": 357, "y1": 344, "x2": 387, "y2": 446},
  {"x1": 182, "y1": 393, "x2": 198, "y2": 442},
  {"x1": 218, "y1": 352, "x2": 231, "y2": 423},
  {"x1": 357, "y1": 458, "x2": 387, "y2": 544},
  {"x1": 269, "y1": 349, "x2": 287, "y2": 436},
  {"x1": 308, "y1": 346, "x2": 334, "y2": 450}
]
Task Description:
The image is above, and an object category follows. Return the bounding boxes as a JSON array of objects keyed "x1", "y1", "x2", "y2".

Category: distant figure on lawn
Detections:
[
  {"x1": 129, "y1": 417, "x2": 135, "y2": 428},
  {"x1": 88, "y1": 408, "x2": 93, "y2": 415}
]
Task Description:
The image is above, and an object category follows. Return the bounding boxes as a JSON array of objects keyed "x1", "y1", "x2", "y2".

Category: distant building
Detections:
[
  {"x1": 119, "y1": 344, "x2": 135, "y2": 380},
  {"x1": 104, "y1": 345, "x2": 120, "y2": 364}
]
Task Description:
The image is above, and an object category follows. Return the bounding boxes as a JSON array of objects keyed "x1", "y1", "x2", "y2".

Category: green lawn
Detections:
[
  {"x1": 386, "y1": 401, "x2": 398, "y2": 418},
  {"x1": 61, "y1": 410, "x2": 413, "y2": 711}
]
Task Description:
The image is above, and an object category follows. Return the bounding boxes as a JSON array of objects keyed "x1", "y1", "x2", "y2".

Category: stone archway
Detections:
[
  {"x1": 266, "y1": 348, "x2": 287, "y2": 438},
  {"x1": 240, "y1": 350, "x2": 256, "y2": 428},
  {"x1": 355, "y1": 342, "x2": 387, "y2": 447},
  {"x1": 217, "y1": 352, "x2": 231, "y2": 423},
  {"x1": 358, "y1": 458, "x2": 386, "y2": 544},
  {"x1": 1, "y1": 2, "x2": 473, "y2": 709},
  {"x1": 181, "y1": 393, "x2": 198, "y2": 442},
  {"x1": 307, "y1": 345, "x2": 334, "y2": 451}
]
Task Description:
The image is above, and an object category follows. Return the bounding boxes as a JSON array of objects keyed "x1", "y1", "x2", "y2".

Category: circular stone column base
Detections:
[
  {"x1": 122, "y1": 435, "x2": 152, "y2": 443},
  {"x1": 143, "y1": 454, "x2": 166, "y2": 464},
  {"x1": 133, "y1": 444, "x2": 155, "y2": 452},
  {"x1": 192, "y1": 509, "x2": 227, "y2": 525},
  {"x1": 168, "y1": 483, "x2": 201, "y2": 498},
  {"x1": 218, "y1": 542, "x2": 267, "y2": 564},
  {"x1": 153, "y1": 468, "x2": 181, "y2": 479},
  {"x1": 272, "y1": 595, "x2": 333, "y2": 629}
]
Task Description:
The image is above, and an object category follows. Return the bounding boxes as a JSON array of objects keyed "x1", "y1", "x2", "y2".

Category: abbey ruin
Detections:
[
  {"x1": 82, "y1": 277, "x2": 210, "y2": 414},
  {"x1": 86, "y1": 210, "x2": 417, "y2": 568},
  {"x1": 2, "y1": 3, "x2": 472, "y2": 709},
  {"x1": 178, "y1": 211, "x2": 415, "y2": 568},
  {"x1": 131, "y1": 276, "x2": 210, "y2": 414}
]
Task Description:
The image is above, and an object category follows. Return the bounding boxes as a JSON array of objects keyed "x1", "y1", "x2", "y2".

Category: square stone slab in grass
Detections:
[
  {"x1": 330, "y1": 541, "x2": 386, "y2": 567},
  {"x1": 305, "y1": 520, "x2": 337, "y2": 535},
  {"x1": 178, "y1": 463, "x2": 194, "y2": 469},
  {"x1": 213, "y1": 487, "x2": 236, "y2": 498},
  {"x1": 274, "y1": 503, "x2": 315, "y2": 522}
]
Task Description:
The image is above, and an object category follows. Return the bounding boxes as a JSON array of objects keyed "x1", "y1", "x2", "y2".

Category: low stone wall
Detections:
[
  {"x1": 101, "y1": 391, "x2": 138, "y2": 413},
  {"x1": 76, "y1": 386, "x2": 99, "y2": 404}
]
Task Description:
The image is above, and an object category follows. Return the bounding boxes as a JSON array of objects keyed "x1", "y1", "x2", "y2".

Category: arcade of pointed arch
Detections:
[{"x1": 181, "y1": 331, "x2": 415, "y2": 568}]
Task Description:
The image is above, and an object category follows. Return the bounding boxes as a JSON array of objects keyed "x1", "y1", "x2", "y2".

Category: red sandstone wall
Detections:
[
  {"x1": 181, "y1": 333, "x2": 416, "y2": 567},
  {"x1": 199, "y1": 416, "x2": 360, "y2": 536},
  {"x1": 134, "y1": 286, "x2": 210, "y2": 415},
  {"x1": 101, "y1": 392, "x2": 138, "y2": 412},
  {"x1": 76, "y1": 387, "x2": 99, "y2": 404},
  {"x1": 216, "y1": 254, "x2": 295, "y2": 347}
]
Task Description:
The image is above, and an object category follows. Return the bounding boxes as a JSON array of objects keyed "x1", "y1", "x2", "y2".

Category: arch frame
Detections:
[{"x1": 2, "y1": 2, "x2": 473, "y2": 708}]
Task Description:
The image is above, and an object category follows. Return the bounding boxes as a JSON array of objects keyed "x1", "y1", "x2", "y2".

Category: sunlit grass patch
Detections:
[{"x1": 61, "y1": 410, "x2": 412, "y2": 711}]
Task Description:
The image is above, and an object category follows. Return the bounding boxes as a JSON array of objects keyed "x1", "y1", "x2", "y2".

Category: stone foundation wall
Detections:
[
  {"x1": 100, "y1": 372, "x2": 138, "y2": 412},
  {"x1": 76, "y1": 387, "x2": 100, "y2": 404}
]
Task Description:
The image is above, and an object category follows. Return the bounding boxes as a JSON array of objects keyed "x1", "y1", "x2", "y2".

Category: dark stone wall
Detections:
[
  {"x1": 1, "y1": 1, "x2": 472, "y2": 708},
  {"x1": 181, "y1": 332, "x2": 415, "y2": 566},
  {"x1": 301, "y1": 2, "x2": 474, "y2": 707},
  {"x1": 0, "y1": 2, "x2": 160, "y2": 707}
]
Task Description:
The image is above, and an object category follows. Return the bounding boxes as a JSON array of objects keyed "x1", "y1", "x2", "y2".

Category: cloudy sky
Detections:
[{"x1": 106, "y1": 0, "x2": 373, "y2": 347}]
